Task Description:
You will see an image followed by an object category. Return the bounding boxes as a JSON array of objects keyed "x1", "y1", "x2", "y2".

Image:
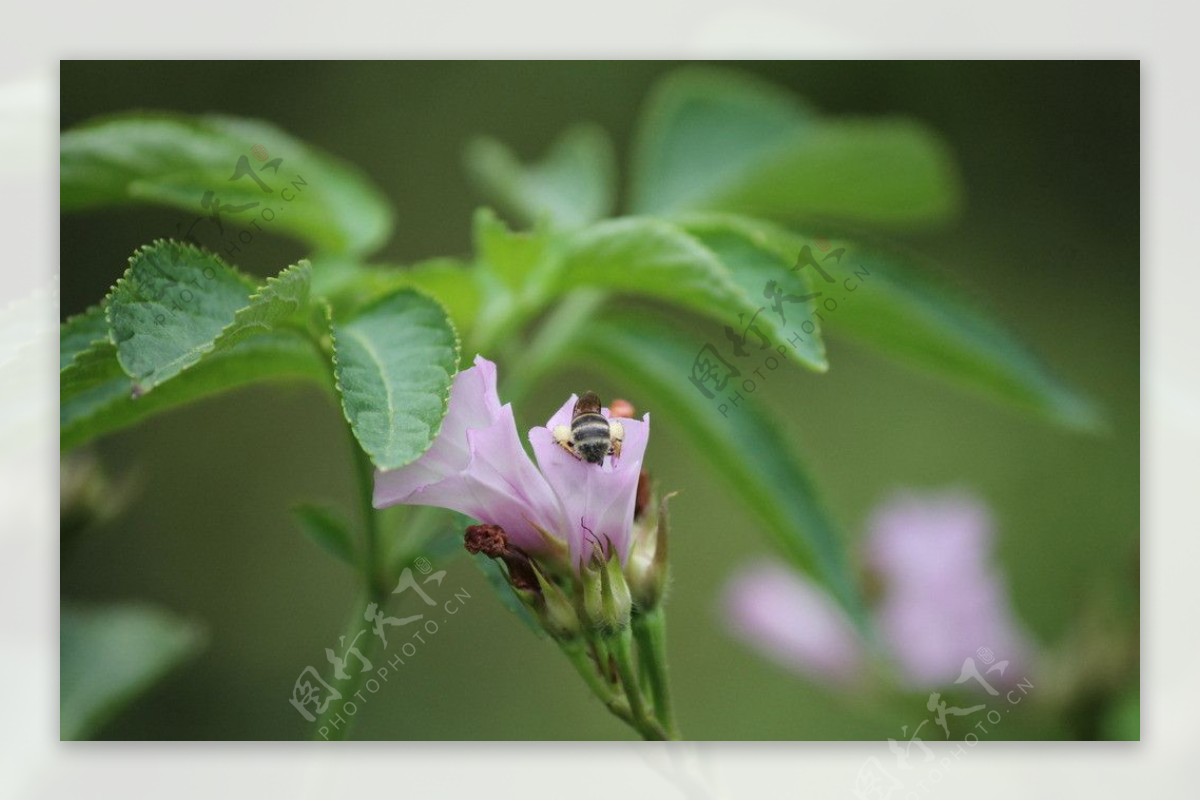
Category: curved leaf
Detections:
[
  {"x1": 61, "y1": 330, "x2": 328, "y2": 451},
  {"x1": 466, "y1": 123, "x2": 615, "y2": 228},
  {"x1": 630, "y1": 67, "x2": 960, "y2": 227},
  {"x1": 331, "y1": 289, "x2": 460, "y2": 471},
  {"x1": 106, "y1": 241, "x2": 311, "y2": 392},
  {"x1": 678, "y1": 213, "x2": 1103, "y2": 431},
  {"x1": 61, "y1": 604, "x2": 204, "y2": 740},
  {"x1": 293, "y1": 503, "x2": 357, "y2": 567},
  {"x1": 556, "y1": 217, "x2": 827, "y2": 372},
  {"x1": 61, "y1": 113, "x2": 393, "y2": 254},
  {"x1": 60, "y1": 303, "x2": 108, "y2": 371},
  {"x1": 631, "y1": 67, "x2": 815, "y2": 215}
]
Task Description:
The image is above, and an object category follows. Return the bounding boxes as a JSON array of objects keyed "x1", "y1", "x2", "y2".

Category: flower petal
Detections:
[
  {"x1": 722, "y1": 560, "x2": 864, "y2": 684},
  {"x1": 463, "y1": 404, "x2": 568, "y2": 552},
  {"x1": 373, "y1": 355, "x2": 502, "y2": 508},
  {"x1": 865, "y1": 491, "x2": 1032, "y2": 687},
  {"x1": 529, "y1": 406, "x2": 650, "y2": 567}
]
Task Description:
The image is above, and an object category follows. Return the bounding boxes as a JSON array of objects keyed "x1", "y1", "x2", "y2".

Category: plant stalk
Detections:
[{"x1": 633, "y1": 607, "x2": 680, "y2": 739}]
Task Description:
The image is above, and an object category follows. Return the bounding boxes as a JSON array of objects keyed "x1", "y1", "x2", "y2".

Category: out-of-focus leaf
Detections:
[
  {"x1": 331, "y1": 289, "x2": 460, "y2": 470},
  {"x1": 704, "y1": 119, "x2": 961, "y2": 226},
  {"x1": 679, "y1": 216, "x2": 827, "y2": 372},
  {"x1": 466, "y1": 123, "x2": 615, "y2": 228},
  {"x1": 61, "y1": 113, "x2": 393, "y2": 254},
  {"x1": 630, "y1": 67, "x2": 960, "y2": 227},
  {"x1": 292, "y1": 503, "x2": 356, "y2": 567},
  {"x1": 61, "y1": 331, "x2": 327, "y2": 451},
  {"x1": 473, "y1": 208, "x2": 552, "y2": 291},
  {"x1": 681, "y1": 213, "x2": 1103, "y2": 431},
  {"x1": 310, "y1": 255, "x2": 482, "y2": 338},
  {"x1": 555, "y1": 217, "x2": 827, "y2": 372},
  {"x1": 60, "y1": 303, "x2": 108, "y2": 371},
  {"x1": 631, "y1": 67, "x2": 815, "y2": 215},
  {"x1": 567, "y1": 313, "x2": 868, "y2": 631},
  {"x1": 61, "y1": 604, "x2": 204, "y2": 740}
]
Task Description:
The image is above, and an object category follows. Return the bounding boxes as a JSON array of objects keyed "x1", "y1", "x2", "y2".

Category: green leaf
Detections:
[
  {"x1": 566, "y1": 313, "x2": 868, "y2": 631},
  {"x1": 310, "y1": 255, "x2": 482, "y2": 337},
  {"x1": 61, "y1": 330, "x2": 327, "y2": 451},
  {"x1": 678, "y1": 216, "x2": 828, "y2": 372},
  {"x1": 61, "y1": 113, "x2": 393, "y2": 254},
  {"x1": 213, "y1": 259, "x2": 311, "y2": 348},
  {"x1": 682, "y1": 213, "x2": 1103, "y2": 431},
  {"x1": 706, "y1": 119, "x2": 961, "y2": 227},
  {"x1": 61, "y1": 603, "x2": 204, "y2": 740},
  {"x1": 473, "y1": 208, "x2": 552, "y2": 291},
  {"x1": 107, "y1": 241, "x2": 310, "y2": 392},
  {"x1": 630, "y1": 67, "x2": 960, "y2": 227},
  {"x1": 556, "y1": 217, "x2": 827, "y2": 372},
  {"x1": 631, "y1": 68, "x2": 815, "y2": 216},
  {"x1": 331, "y1": 289, "x2": 460, "y2": 470},
  {"x1": 292, "y1": 503, "x2": 356, "y2": 567},
  {"x1": 60, "y1": 303, "x2": 109, "y2": 371},
  {"x1": 466, "y1": 123, "x2": 615, "y2": 228}
]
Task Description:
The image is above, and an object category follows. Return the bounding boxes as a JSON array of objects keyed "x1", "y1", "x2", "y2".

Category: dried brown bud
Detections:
[
  {"x1": 464, "y1": 523, "x2": 539, "y2": 592},
  {"x1": 634, "y1": 469, "x2": 652, "y2": 520},
  {"x1": 464, "y1": 524, "x2": 508, "y2": 558}
]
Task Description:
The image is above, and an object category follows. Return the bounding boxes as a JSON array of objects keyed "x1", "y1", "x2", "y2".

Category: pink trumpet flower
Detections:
[
  {"x1": 722, "y1": 490, "x2": 1032, "y2": 689},
  {"x1": 373, "y1": 356, "x2": 649, "y2": 568}
]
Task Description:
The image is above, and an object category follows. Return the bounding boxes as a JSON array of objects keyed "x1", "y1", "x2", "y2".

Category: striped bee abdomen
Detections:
[{"x1": 571, "y1": 412, "x2": 611, "y2": 464}]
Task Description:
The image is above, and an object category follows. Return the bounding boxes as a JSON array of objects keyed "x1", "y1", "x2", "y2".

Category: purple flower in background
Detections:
[
  {"x1": 724, "y1": 560, "x2": 864, "y2": 685},
  {"x1": 373, "y1": 355, "x2": 649, "y2": 568},
  {"x1": 721, "y1": 490, "x2": 1031, "y2": 689},
  {"x1": 866, "y1": 492, "x2": 1030, "y2": 687}
]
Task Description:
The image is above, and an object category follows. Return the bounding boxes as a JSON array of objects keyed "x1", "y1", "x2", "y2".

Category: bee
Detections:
[{"x1": 553, "y1": 391, "x2": 624, "y2": 465}]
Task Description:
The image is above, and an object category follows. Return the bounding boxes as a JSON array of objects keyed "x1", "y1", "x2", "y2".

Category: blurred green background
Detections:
[{"x1": 59, "y1": 61, "x2": 1139, "y2": 740}]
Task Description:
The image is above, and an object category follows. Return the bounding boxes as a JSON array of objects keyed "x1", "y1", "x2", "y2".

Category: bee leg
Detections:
[
  {"x1": 609, "y1": 420, "x2": 624, "y2": 460},
  {"x1": 553, "y1": 425, "x2": 581, "y2": 459}
]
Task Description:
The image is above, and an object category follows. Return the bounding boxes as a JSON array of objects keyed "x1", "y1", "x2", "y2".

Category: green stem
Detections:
[
  {"x1": 633, "y1": 607, "x2": 680, "y2": 739},
  {"x1": 351, "y1": 445, "x2": 386, "y2": 598},
  {"x1": 610, "y1": 628, "x2": 668, "y2": 740},
  {"x1": 561, "y1": 639, "x2": 635, "y2": 727},
  {"x1": 312, "y1": 401, "x2": 390, "y2": 740},
  {"x1": 311, "y1": 589, "x2": 381, "y2": 741}
]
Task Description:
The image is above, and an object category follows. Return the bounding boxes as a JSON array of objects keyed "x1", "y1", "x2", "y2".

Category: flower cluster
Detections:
[
  {"x1": 374, "y1": 356, "x2": 675, "y2": 738},
  {"x1": 723, "y1": 491, "x2": 1031, "y2": 689}
]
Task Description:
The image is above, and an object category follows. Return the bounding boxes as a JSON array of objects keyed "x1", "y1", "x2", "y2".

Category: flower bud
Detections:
[
  {"x1": 628, "y1": 491, "x2": 675, "y2": 612},
  {"x1": 582, "y1": 546, "x2": 632, "y2": 634},
  {"x1": 530, "y1": 563, "x2": 581, "y2": 641}
]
